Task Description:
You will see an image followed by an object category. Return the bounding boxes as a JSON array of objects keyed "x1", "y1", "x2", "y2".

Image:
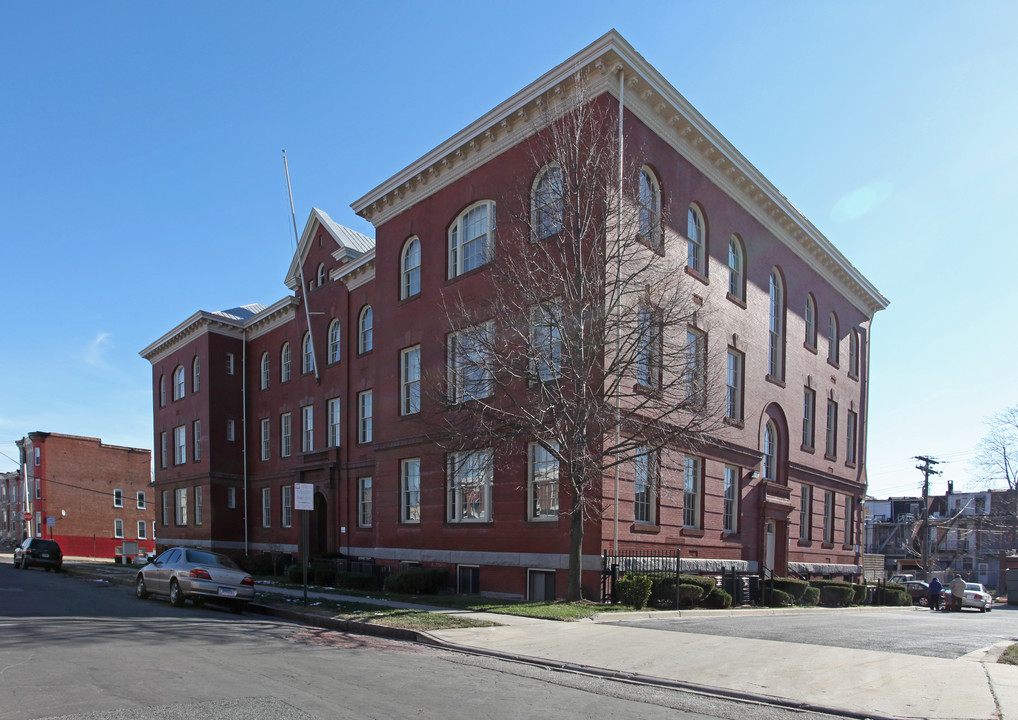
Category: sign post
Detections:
[{"x1": 294, "y1": 483, "x2": 314, "y2": 607}]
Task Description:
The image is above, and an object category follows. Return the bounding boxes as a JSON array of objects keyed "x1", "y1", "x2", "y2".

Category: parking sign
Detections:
[{"x1": 294, "y1": 483, "x2": 314, "y2": 511}]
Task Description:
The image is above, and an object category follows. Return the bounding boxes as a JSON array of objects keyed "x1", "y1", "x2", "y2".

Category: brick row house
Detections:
[
  {"x1": 13, "y1": 432, "x2": 154, "y2": 559},
  {"x1": 141, "y1": 32, "x2": 887, "y2": 599},
  {"x1": 1, "y1": 471, "x2": 22, "y2": 546}
]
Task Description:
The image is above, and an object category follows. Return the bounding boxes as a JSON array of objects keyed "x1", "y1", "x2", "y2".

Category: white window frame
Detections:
[
  {"x1": 685, "y1": 328, "x2": 706, "y2": 405},
  {"x1": 260, "y1": 352, "x2": 270, "y2": 389},
  {"x1": 173, "y1": 366, "x2": 185, "y2": 400},
  {"x1": 114, "y1": 518, "x2": 124, "y2": 539},
  {"x1": 805, "y1": 295, "x2": 817, "y2": 348},
  {"x1": 282, "y1": 485, "x2": 293, "y2": 528},
  {"x1": 803, "y1": 387, "x2": 816, "y2": 449},
  {"x1": 358, "y1": 306, "x2": 373, "y2": 353},
  {"x1": 358, "y1": 477, "x2": 372, "y2": 528},
  {"x1": 763, "y1": 420, "x2": 777, "y2": 481},
  {"x1": 174, "y1": 425, "x2": 186, "y2": 465},
  {"x1": 194, "y1": 485, "x2": 203, "y2": 526},
  {"x1": 637, "y1": 168, "x2": 661, "y2": 247},
  {"x1": 846, "y1": 410, "x2": 858, "y2": 465},
  {"x1": 113, "y1": 489, "x2": 123, "y2": 508},
  {"x1": 226, "y1": 352, "x2": 235, "y2": 375},
  {"x1": 328, "y1": 319, "x2": 341, "y2": 364},
  {"x1": 261, "y1": 487, "x2": 271, "y2": 528},
  {"x1": 160, "y1": 432, "x2": 168, "y2": 469},
  {"x1": 531, "y1": 302, "x2": 562, "y2": 382},
  {"x1": 316, "y1": 262, "x2": 327, "y2": 287},
  {"x1": 726, "y1": 349, "x2": 743, "y2": 421},
  {"x1": 449, "y1": 200, "x2": 495, "y2": 278},
  {"x1": 768, "y1": 269, "x2": 784, "y2": 379},
  {"x1": 162, "y1": 490, "x2": 169, "y2": 525},
  {"x1": 192, "y1": 356, "x2": 200, "y2": 393},
  {"x1": 528, "y1": 441, "x2": 560, "y2": 521},
  {"x1": 281, "y1": 412, "x2": 292, "y2": 458},
  {"x1": 447, "y1": 449, "x2": 493, "y2": 523},
  {"x1": 727, "y1": 235, "x2": 744, "y2": 300},
  {"x1": 723, "y1": 466, "x2": 739, "y2": 533},
  {"x1": 301, "y1": 404, "x2": 314, "y2": 453},
  {"x1": 532, "y1": 165, "x2": 563, "y2": 241},
  {"x1": 358, "y1": 391, "x2": 372, "y2": 444},
  {"x1": 260, "y1": 418, "x2": 270, "y2": 461},
  {"x1": 682, "y1": 456, "x2": 700, "y2": 529},
  {"x1": 849, "y1": 329, "x2": 860, "y2": 377},
  {"x1": 226, "y1": 419, "x2": 235, "y2": 442},
  {"x1": 137, "y1": 520, "x2": 147, "y2": 540},
  {"x1": 844, "y1": 496, "x2": 853, "y2": 545},
  {"x1": 824, "y1": 490, "x2": 835, "y2": 544},
  {"x1": 327, "y1": 398, "x2": 341, "y2": 447},
  {"x1": 136, "y1": 491, "x2": 146, "y2": 510},
  {"x1": 401, "y1": 459, "x2": 421, "y2": 524},
  {"x1": 800, "y1": 485, "x2": 812, "y2": 541},
  {"x1": 302, "y1": 331, "x2": 315, "y2": 374},
  {"x1": 636, "y1": 307, "x2": 660, "y2": 388},
  {"x1": 401, "y1": 237, "x2": 421, "y2": 298},
  {"x1": 193, "y1": 420, "x2": 201, "y2": 461},
  {"x1": 281, "y1": 342, "x2": 291, "y2": 382},
  {"x1": 159, "y1": 376, "x2": 166, "y2": 407},
  {"x1": 174, "y1": 488, "x2": 187, "y2": 526},
  {"x1": 828, "y1": 312, "x2": 839, "y2": 364},
  {"x1": 401, "y1": 346, "x2": 421, "y2": 415},
  {"x1": 687, "y1": 204, "x2": 706, "y2": 273},
  {"x1": 826, "y1": 400, "x2": 838, "y2": 459},
  {"x1": 447, "y1": 322, "x2": 494, "y2": 402}
]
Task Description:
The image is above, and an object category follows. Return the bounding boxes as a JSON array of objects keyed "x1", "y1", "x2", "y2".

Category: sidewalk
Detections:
[{"x1": 50, "y1": 559, "x2": 1018, "y2": 720}]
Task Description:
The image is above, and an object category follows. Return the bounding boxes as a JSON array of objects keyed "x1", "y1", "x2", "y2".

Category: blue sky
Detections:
[{"x1": 2, "y1": 2, "x2": 1016, "y2": 500}]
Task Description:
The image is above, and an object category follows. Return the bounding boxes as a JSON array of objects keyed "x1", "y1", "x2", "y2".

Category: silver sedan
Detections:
[{"x1": 135, "y1": 547, "x2": 254, "y2": 613}]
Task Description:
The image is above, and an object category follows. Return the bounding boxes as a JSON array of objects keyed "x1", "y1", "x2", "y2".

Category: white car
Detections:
[
  {"x1": 962, "y1": 583, "x2": 993, "y2": 612},
  {"x1": 135, "y1": 547, "x2": 255, "y2": 613}
]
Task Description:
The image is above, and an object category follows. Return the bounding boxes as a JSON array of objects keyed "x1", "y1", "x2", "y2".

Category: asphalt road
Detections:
[
  {"x1": 0, "y1": 559, "x2": 848, "y2": 720},
  {"x1": 615, "y1": 605, "x2": 1018, "y2": 659}
]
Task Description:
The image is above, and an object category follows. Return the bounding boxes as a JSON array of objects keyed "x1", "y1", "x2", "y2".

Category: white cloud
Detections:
[{"x1": 84, "y1": 332, "x2": 112, "y2": 367}]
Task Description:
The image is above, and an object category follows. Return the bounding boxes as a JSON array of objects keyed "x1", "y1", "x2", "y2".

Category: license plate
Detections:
[
  {"x1": 38, "y1": 553, "x2": 49, "y2": 558},
  {"x1": 217, "y1": 587, "x2": 237, "y2": 598}
]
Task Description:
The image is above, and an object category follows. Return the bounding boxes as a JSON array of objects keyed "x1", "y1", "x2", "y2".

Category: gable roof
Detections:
[{"x1": 284, "y1": 207, "x2": 375, "y2": 290}]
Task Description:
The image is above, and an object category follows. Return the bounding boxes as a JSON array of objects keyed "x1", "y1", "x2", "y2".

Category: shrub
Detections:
[
  {"x1": 383, "y1": 568, "x2": 448, "y2": 595},
  {"x1": 617, "y1": 573, "x2": 654, "y2": 609},
  {"x1": 649, "y1": 576, "x2": 678, "y2": 607},
  {"x1": 679, "y1": 583, "x2": 705, "y2": 607},
  {"x1": 680, "y1": 574, "x2": 719, "y2": 600},
  {"x1": 818, "y1": 585, "x2": 855, "y2": 607},
  {"x1": 288, "y1": 565, "x2": 312, "y2": 584},
  {"x1": 702, "y1": 587, "x2": 732, "y2": 609},
  {"x1": 770, "y1": 576, "x2": 809, "y2": 604},
  {"x1": 238, "y1": 552, "x2": 289, "y2": 577},
  {"x1": 767, "y1": 588, "x2": 792, "y2": 607},
  {"x1": 334, "y1": 571, "x2": 380, "y2": 590},
  {"x1": 851, "y1": 584, "x2": 867, "y2": 605},
  {"x1": 801, "y1": 586, "x2": 820, "y2": 606}
]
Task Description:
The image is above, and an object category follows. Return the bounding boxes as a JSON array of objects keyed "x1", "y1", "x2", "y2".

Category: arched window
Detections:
[
  {"x1": 401, "y1": 237, "x2": 421, "y2": 299},
  {"x1": 328, "y1": 319, "x2": 341, "y2": 364},
  {"x1": 763, "y1": 420, "x2": 777, "y2": 481},
  {"x1": 260, "y1": 353, "x2": 270, "y2": 390},
  {"x1": 532, "y1": 164, "x2": 563, "y2": 240},
  {"x1": 159, "y1": 375, "x2": 166, "y2": 407},
  {"x1": 173, "y1": 366, "x2": 185, "y2": 400},
  {"x1": 849, "y1": 329, "x2": 860, "y2": 376},
  {"x1": 727, "y1": 235, "x2": 744, "y2": 300},
  {"x1": 358, "y1": 306, "x2": 373, "y2": 353},
  {"x1": 302, "y1": 332, "x2": 315, "y2": 374},
  {"x1": 448, "y1": 201, "x2": 495, "y2": 278},
  {"x1": 768, "y1": 269, "x2": 785, "y2": 379},
  {"x1": 638, "y1": 167, "x2": 661, "y2": 247},
  {"x1": 828, "y1": 312, "x2": 839, "y2": 364},
  {"x1": 687, "y1": 204, "x2": 706, "y2": 274},
  {"x1": 316, "y1": 263, "x2": 327, "y2": 287},
  {"x1": 281, "y1": 342, "x2": 291, "y2": 382},
  {"x1": 192, "y1": 357, "x2": 200, "y2": 393},
  {"x1": 805, "y1": 294, "x2": 817, "y2": 348}
]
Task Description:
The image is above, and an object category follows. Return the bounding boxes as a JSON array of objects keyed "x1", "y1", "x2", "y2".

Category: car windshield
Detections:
[
  {"x1": 965, "y1": 584, "x2": 982, "y2": 591},
  {"x1": 185, "y1": 549, "x2": 238, "y2": 569},
  {"x1": 33, "y1": 540, "x2": 60, "y2": 552}
]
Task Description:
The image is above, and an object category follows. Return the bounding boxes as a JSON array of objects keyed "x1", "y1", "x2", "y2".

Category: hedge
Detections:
[
  {"x1": 334, "y1": 571, "x2": 381, "y2": 590},
  {"x1": 617, "y1": 573, "x2": 654, "y2": 609},
  {"x1": 769, "y1": 576, "x2": 809, "y2": 604},
  {"x1": 801, "y1": 586, "x2": 820, "y2": 606},
  {"x1": 702, "y1": 587, "x2": 732, "y2": 609},
  {"x1": 852, "y1": 584, "x2": 867, "y2": 605},
  {"x1": 649, "y1": 577, "x2": 678, "y2": 607},
  {"x1": 383, "y1": 568, "x2": 448, "y2": 595},
  {"x1": 819, "y1": 585, "x2": 854, "y2": 607},
  {"x1": 768, "y1": 588, "x2": 792, "y2": 607},
  {"x1": 237, "y1": 552, "x2": 288, "y2": 577},
  {"x1": 680, "y1": 574, "x2": 719, "y2": 599},
  {"x1": 679, "y1": 583, "x2": 705, "y2": 607}
]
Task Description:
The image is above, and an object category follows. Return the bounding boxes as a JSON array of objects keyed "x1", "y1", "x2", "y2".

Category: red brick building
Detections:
[
  {"x1": 141, "y1": 32, "x2": 886, "y2": 598},
  {"x1": 14, "y1": 432, "x2": 154, "y2": 559}
]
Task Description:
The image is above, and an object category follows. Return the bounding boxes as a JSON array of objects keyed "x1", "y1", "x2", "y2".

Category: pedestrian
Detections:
[
  {"x1": 949, "y1": 574, "x2": 966, "y2": 612},
  {"x1": 928, "y1": 576, "x2": 942, "y2": 611}
]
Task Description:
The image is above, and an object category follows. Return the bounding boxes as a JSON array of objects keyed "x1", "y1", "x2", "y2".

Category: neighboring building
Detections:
[
  {"x1": 141, "y1": 31, "x2": 887, "y2": 598},
  {"x1": 1, "y1": 471, "x2": 22, "y2": 546},
  {"x1": 14, "y1": 432, "x2": 154, "y2": 559}
]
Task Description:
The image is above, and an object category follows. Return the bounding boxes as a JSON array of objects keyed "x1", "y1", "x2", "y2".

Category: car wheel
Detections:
[
  {"x1": 229, "y1": 601, "x2": 245, "y2": 614},
  {"x1": 136, "y1": 575, "x2": 150, "y2": 600},
  {"x1": 980, "y1": 605, "x2": 986, "y2": 613},
  {"x1": 917, "y1": 596, "x2": 929, "y2": 607},
  {"x1": 169, "y1": 580, "x2": 185, "y2": 607}
]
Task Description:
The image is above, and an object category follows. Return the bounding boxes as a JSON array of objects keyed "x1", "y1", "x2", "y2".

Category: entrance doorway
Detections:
[
  {"x1": 765, "y1": 520, "x2": 776, "y2": 573},
  {"x1": 311, "y1": 493, "x2": 328, "y2": 556}
]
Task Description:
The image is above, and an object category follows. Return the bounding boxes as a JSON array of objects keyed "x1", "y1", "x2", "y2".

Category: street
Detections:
[{"x1": 1, "y1": 560, "x2": 848, "y2": 720}]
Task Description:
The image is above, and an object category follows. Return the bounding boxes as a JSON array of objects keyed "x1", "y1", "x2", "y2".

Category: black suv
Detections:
[{"x1": 14, "y1": 538, "x2": 63, "y2": 571}]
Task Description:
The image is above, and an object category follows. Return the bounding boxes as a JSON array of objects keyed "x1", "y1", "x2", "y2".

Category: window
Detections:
[
  {"x1": 637, "y1": 168, "x2": 661, "y2": 247},
  {"x1": 192, "y1": 357, "x2": 200, "y2": 392},
  {"x1": 458, "y1": 565, "x2": 480, "y2": 594},
  {"x1": 174, "y1": 488, "x2": 187, "y2": 526},
  {"x1": 448, "y1": 323, "x2": 494, "y2": 402},
  {"x1": 762, "y1": 420, "x2": 777, "y2": 481},
  {"x1": 846, "y1": 410, "x2": 858, "y2": 465},
  {"x1": 799, "y1": 485, "x2": 812, "y2": 540},
  {"x1": 685, "y1": 328, "x2": 706, "y2": 405},
  {"x1": 683, "y1": 456, "x2": 701, "y2": 529},
  {"x1": 281, "y1": 342, "x2": 291, "y2": 382},
  {"x1": 849, "y1": 329, "x2": 860, "y2": 377},
  {"x1": 327, "y1": 398, "x2": 341, "y2": 446},
  {"x1": 226, "y1": 352, "x2": 235, "y2": 375},
  {"x1": 727, "y1": 235, "x2": 744, "y2": 300},
  {"x1": 174, "y1": 425, "x2": 186, "y2": 465},
  {"x1": 328, "y1": 320, "x2": 341, "y2": 364},
  {"x1": 802, "y1": 387, "x2": 816, "y2": 450},
  {"x1": 401, "y1": 459, "x2": 421, "y2": 523},
  {"x1": 137, "y1": 520, "x2": 147, "y2": 540},
  {"x1": 113, "y1": 489, "x2": 123, "y2": 508},
  {"x1": 358, "y1": 477, "x2": 372, "y2": 527},
  {"x1": 828, "y1": 312, "x2": 839, "y2": 364},
  {"x1": 226, "y1": 419, "x2": 235, "y2": 442},
  {"x1": 358, "y1": 306, "x2": 373, "y2": 353},
  {"x1": 193, "y1": 420, "x2": 201, "y2": 461},
  {"x1": 358, "y1": 391, "x2": 372, "y2": 444},
  {"x1": 844, "y1": 496, "x2": 853, "y2": 545},
  {"x1": 825, "y1": 400, "x2": 838, "y2": 459},
  {"x1": 173, "y1": 366, "x2": 185, "y2": 400},
  {"x1": 162, "y1": 490, "x2": 169, "y2": 525},
  {"x1": 227, "y1": 486, "x2": 236, "y2": 509},
  {"x1": 636, "y1": 307, "x2": 660, "y2": 387},
  {"x1": 401, "y1": 237, "x2": 421, "y2": 298},
  {"x1": 687, "y1": 204, "x2": 706, "y2": 273},
  {"x1": 261, "y1": 488, "x2": 271, "y2": 528},
  {"x1": 400, "y1": 346, "x2": 421, "y2": 415},
  {"x1": 302, "y1": 331, "x2": 315, "y2": 374},
  {"x1": 528, "y1": 569, "x2": 556, "y2": 602},
  {"x1": 260, "y1": 353, "x2": 270, "y2": 389},
  {"x1": 726, "y1": 349, "x2": 743, "y2": 421},
  {"x1": 449, "y1": 201, "x2": 495, "y2": 277},
  {"x1": 194, "y1": 486, "x2": 203, "y2": 525},
  {"x1": 316, "y1": 262, "x2": 327, "y2": 287},
  {"x1": 633, "y1": 449, "x2": 655, "y2": 524},
  {"x1": 531, "y1": 302, "x2": 562, "y2": 381},
  {"x1": 823, "y1": 490, "x2": 835, "y2": 544},
  {"x1": 805, "y1": 295, "x2": 817, "y2": 348},
  {"x1": 159, "y1": 376, "x2": 166, "y2": 407},
  {"x1": 260, "y1": 418, "x2": 270, "y2": 461},
  {"x1": 768, "y1": 269, "x2": 784, "y2": 379},
  {"x1": 114, "y1": 518, "x2": 123, "y2": 539},
  {"x1": 136, "y1": 491, "x2": 146, "y2": 510},
  {"x1": 447, "y1": 449, "x2": 493, "y2": 522},
  {"x1": 723, "y1": 466, "x2": 739, "y2": 533},
  {"x1": 281, "y1": 412, "x2": 292, "y2": 457},
  {"x1": 282, "y1": 485, "x2": 292, "y2": 528},
  {"x1": 34, "y1": 447, "x2": 40, "y2": 465},
  {"x1": 301, "y1": 404, "x2": 314, "y2": 453},
  {"x1": 528, "y1": 442, "x2": 560, "y2": 521},
  {"x1": 533, "y1": 165, "x2": 563, "y2": 240}
]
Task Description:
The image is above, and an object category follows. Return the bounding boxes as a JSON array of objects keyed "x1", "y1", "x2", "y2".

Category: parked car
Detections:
[
  {"x1": 135, "y1": 547, "x2": 254, "y2": 613},
  {"x1": 901, "y1": 580, "x2": 931, "y2": 606},
  {"x1": 940, "y1": 582, "x2": 994, "y2": 612},
  {"x1": 13, "y1": 538, "x2": 63, "y2": 571}
]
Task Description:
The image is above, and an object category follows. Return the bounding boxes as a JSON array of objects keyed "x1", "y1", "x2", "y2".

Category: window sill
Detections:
[
  {"x1": 827, "y1": 359, "x2": 840, "y2": 370},
  {"x1": 445, "y1": 262, "x2": 491, "y2": 285},
  {"x1": 398, "y1": 293, "x2": 421, "y2": 305},
  {"x1": 765, "y1": 374, "x2": 786, "y2": 388},
  {"x1": 684, "y1": 266, "x2": 709, "y2": 285},
  {"x1": 631, "y1": 522, "x2": 661, "y2": 534},
  {"x1": 824, "y1": 454, "x2": 837, "y2": 462},
  {"x1": 721, "y1": 531, "x2": 740, "y2": 540},
  {"x1": 680, "y1": 527, "x2": 705, "y2": 538},
  {"x1": 820, "y1": 542, "x2": 836, "y2": 550},
  {"x1": 800, "y1": 444, "x2": 815, "y2": 454},
  {"x1": 803, "y1": 342, "x2": 817, "y2": 355},
  {"x1": 527, "y1": 516, "x2": 559, "y2": 523},
  {"x1": 847, "y1": 372, "x2": 859, "y2": 382},
  {"x1": 725, "y1": 292, "x2": 746, "y2": 309},
  {"x1": 723, "y1": 417, "x2": 745, "y2": 429},
  {"x1": 797, "y1": 539, "x2": 812, "y2": 547},
  {"x1": 842, "y1": 545, "x2": 855, "y2": 551},
  {"x1": 845, "y1": 461, "x2": 857, "y2": 469}
]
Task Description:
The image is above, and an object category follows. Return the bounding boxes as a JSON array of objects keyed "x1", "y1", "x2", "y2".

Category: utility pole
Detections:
[{"x1": 914, "y1": 456, "x2": 942, "y2": 577}]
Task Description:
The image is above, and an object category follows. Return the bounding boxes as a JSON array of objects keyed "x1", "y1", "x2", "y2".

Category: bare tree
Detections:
[
  {"x1": 970, "y1": 404, "x2": 1018, "y2": 551},
  {"x1": 428, "y1": 79, "x2": 726, "y2": 600}
]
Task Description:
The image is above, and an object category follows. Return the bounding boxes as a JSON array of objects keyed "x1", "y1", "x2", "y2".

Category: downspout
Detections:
[
  {"x1": 242, "y1": 330, "x2": 248, "y2": 555},
  {"x1": 613, "y1": 67, "x2": 624, "y2": 559}
]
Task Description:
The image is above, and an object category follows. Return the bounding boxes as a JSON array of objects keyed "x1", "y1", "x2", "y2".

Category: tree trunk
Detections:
[{"x1": 567, "y1": 481, "x2": 585, "y2": 601}]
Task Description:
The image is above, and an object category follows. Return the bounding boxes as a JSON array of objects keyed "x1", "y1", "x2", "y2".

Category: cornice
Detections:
[
  {"x1": 245, "y1": 297, "x2": 298, "y2": 341},
  {"x1": 335, "y1": 249, "x2": 376, "y2": 291},
  {"x1": 350, "y1": 30, "x2": 888, "y2": 319}
]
